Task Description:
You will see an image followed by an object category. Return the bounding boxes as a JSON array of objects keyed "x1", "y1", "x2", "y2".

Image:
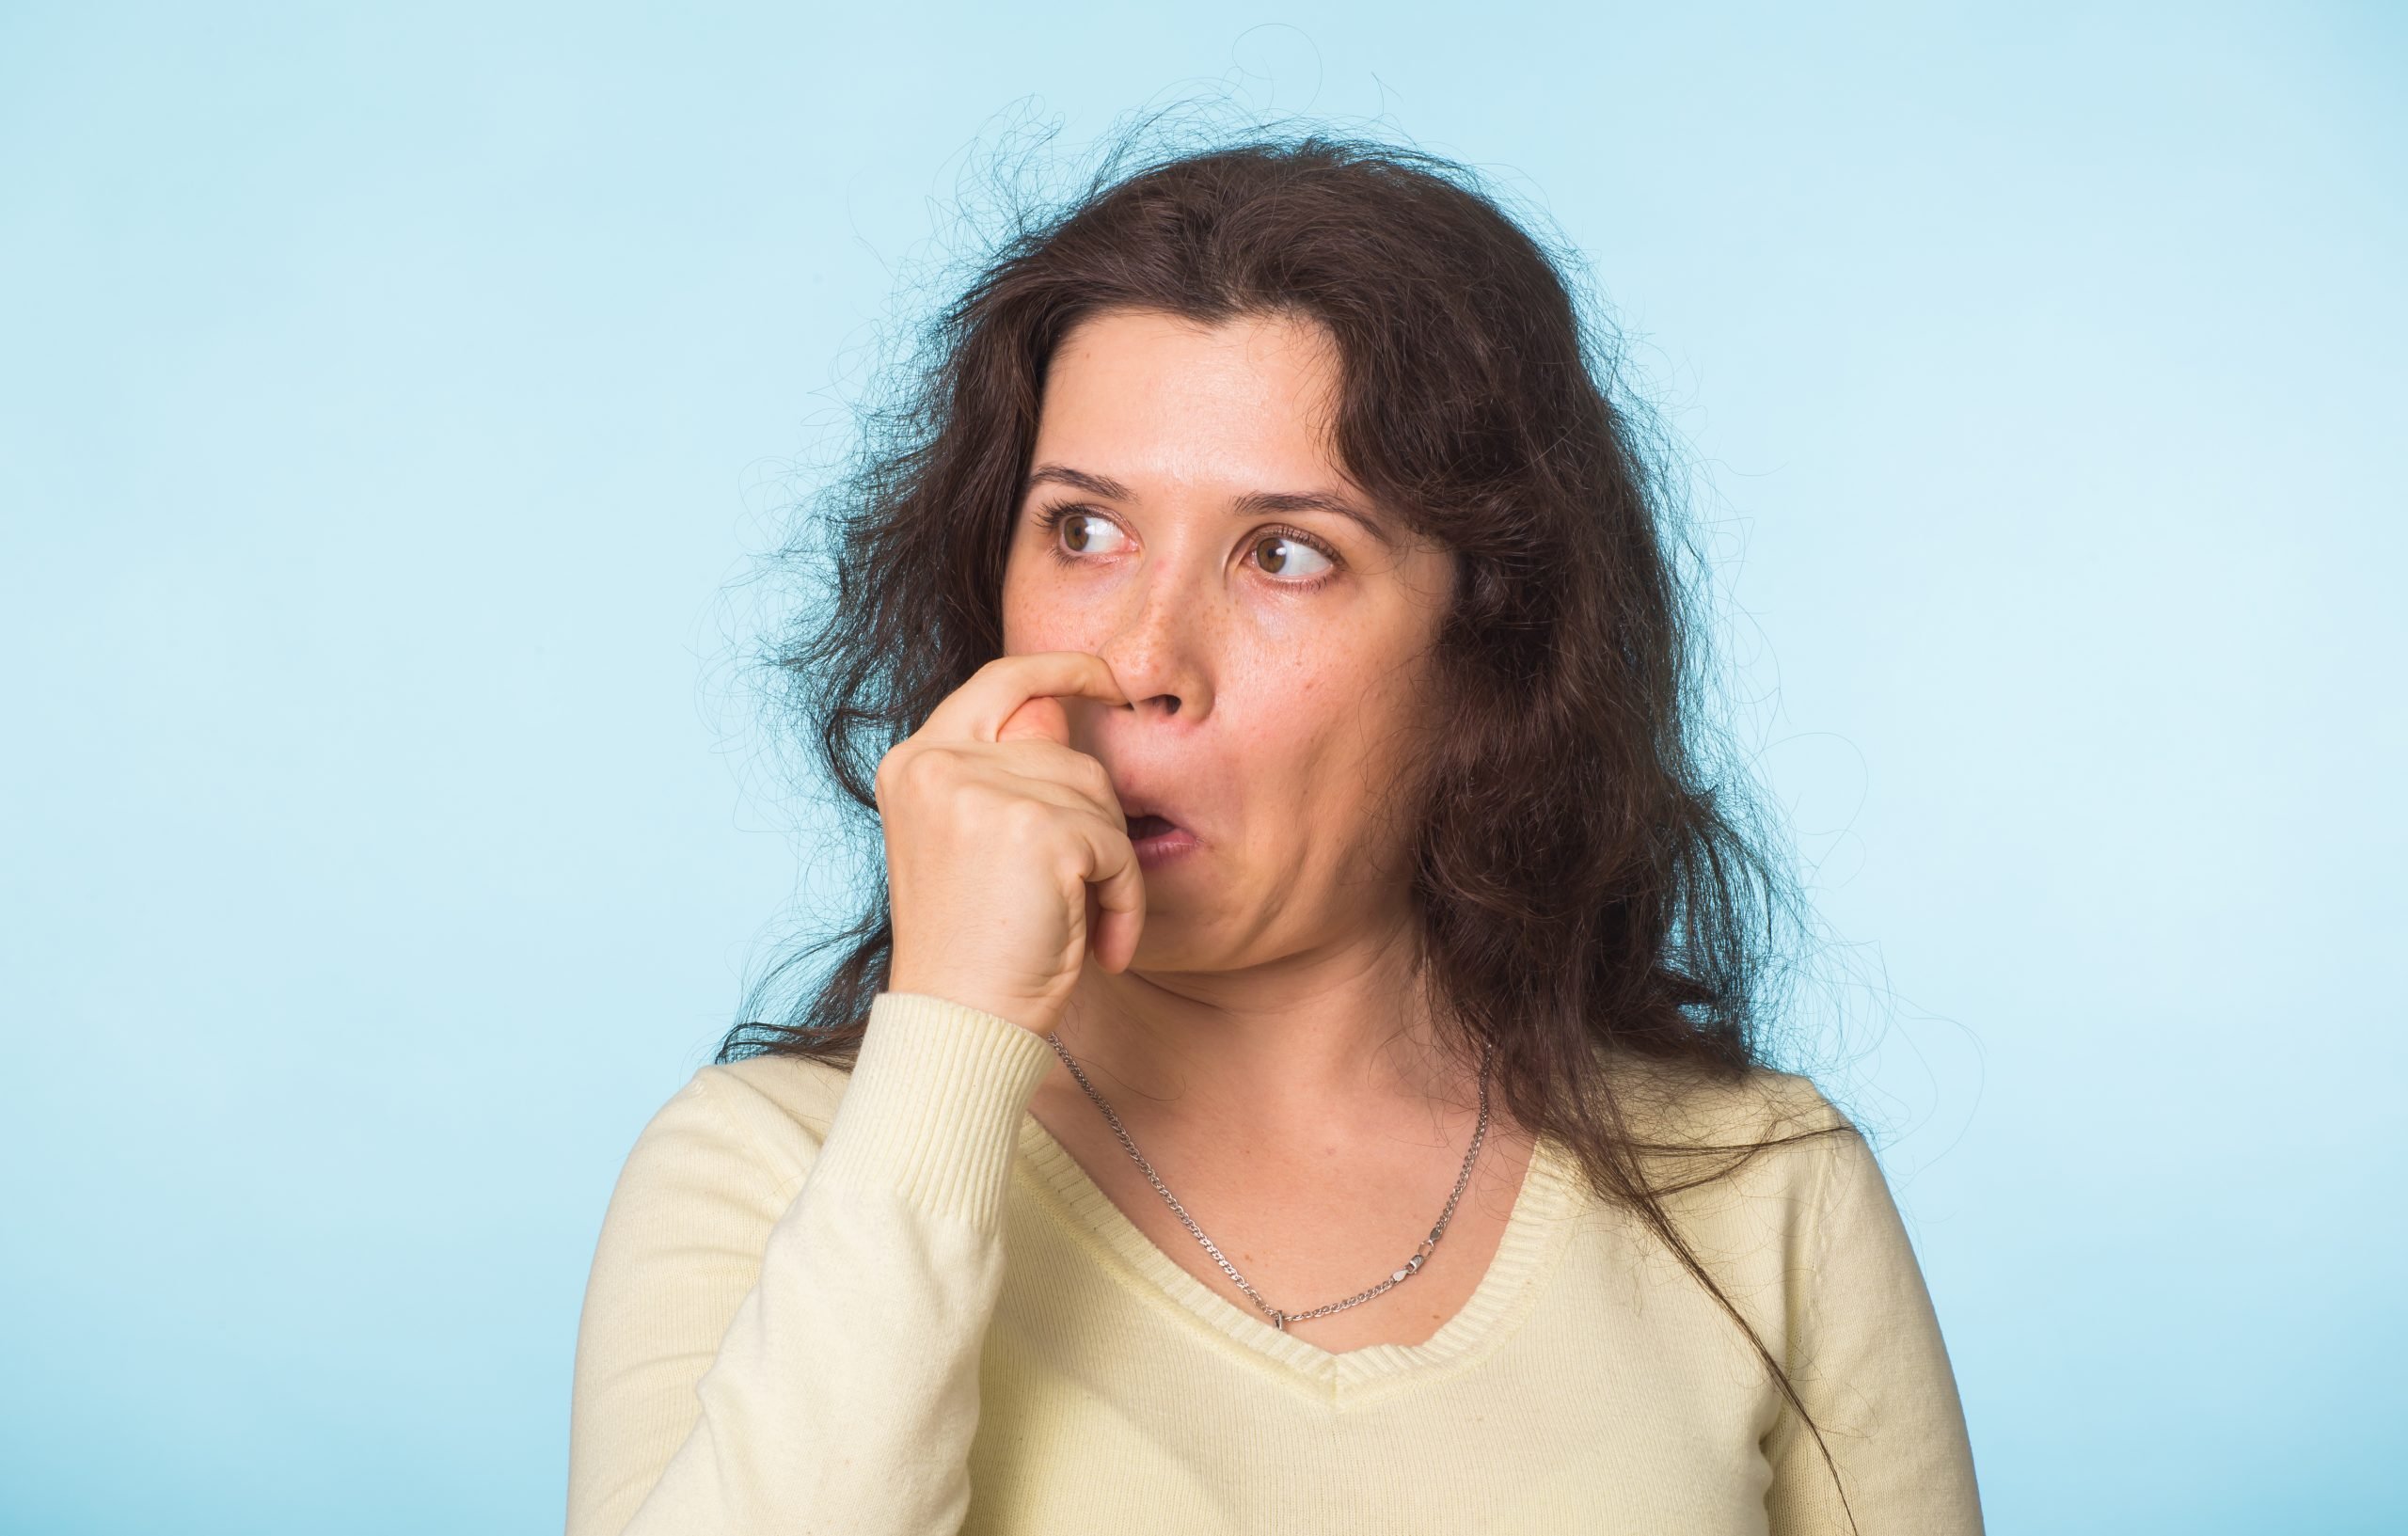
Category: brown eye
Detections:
[
  {"x1": 1254, "y1": 533, "x2": 1334, "y2": 581},
  {"x1": 1042, "y1": 508, "x2": 1130, "y2": 557}
]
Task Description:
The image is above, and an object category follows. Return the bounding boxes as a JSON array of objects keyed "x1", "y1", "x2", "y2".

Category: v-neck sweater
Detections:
[{"x1": 566, "y1": 991, "x2": 1985, "y2": 1535}]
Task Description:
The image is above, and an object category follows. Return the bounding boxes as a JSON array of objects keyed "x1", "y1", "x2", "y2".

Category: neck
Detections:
[{"x1": 1046, "y1": 915, "x2": 1483, "y2": 1147}]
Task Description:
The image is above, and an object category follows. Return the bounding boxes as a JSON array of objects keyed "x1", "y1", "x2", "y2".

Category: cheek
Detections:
[
  {"x1": 1251, "y1": 642, "x2": 1435, "y2": 811},
  {"x1": 999, "y1": 561, "x2": 1077, "y2": 655},
  {"x1": 1223, "y1": 648, "x2": 1354, "y2": 807}
]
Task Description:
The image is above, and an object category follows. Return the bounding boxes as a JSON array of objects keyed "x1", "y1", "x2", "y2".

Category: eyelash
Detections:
[{"x1": 1031, "y1": 501, "x2": 1345, "y2": 592}]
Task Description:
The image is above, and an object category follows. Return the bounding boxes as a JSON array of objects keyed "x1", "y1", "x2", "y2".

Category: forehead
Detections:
[{"x1": 1032, "y1": 307, "x2": 1350, "y2": 485}]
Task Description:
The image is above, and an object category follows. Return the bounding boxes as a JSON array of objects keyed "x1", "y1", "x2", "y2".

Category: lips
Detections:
[{"x1": 1115, "y1": 789, "x2": 1192, "y2": 840}]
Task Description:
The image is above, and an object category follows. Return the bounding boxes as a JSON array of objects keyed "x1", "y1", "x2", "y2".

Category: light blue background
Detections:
[{"x1": 3, "y1": 4, "x2": 2400, "y2": 1532}]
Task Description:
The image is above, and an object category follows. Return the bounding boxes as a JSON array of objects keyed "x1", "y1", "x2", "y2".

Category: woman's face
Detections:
[{"x1": 1001, "y1": 306, "x2": 1459, "y2": 973}]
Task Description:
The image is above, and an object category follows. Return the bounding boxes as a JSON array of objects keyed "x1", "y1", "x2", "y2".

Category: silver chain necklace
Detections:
[{"x1": 1041, "y1": 1031, "x2": 1496, "y2": 1333}]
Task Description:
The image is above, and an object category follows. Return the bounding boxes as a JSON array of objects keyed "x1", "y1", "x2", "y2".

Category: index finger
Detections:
[{"x1": 923, "y1": 650, "x2": 1131, "y2": 744}]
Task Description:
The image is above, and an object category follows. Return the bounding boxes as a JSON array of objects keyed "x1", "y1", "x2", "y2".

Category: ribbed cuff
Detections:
[{"x1": 805, "y1": 991, "x2": 1058, "y2": 1233}]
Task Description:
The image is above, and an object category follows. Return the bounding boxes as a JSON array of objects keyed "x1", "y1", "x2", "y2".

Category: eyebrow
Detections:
[{"x1": 1022, "y1": 463, "x2": 1399, "y2": 550}]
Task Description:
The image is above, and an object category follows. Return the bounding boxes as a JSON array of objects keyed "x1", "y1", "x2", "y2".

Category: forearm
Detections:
[{"x1": 573, "y1": 993, "x2": 1056, "y2": 1536}]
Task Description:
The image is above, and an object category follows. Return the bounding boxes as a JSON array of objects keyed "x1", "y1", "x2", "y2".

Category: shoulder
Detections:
[
  {"x1": 1579, "y1": 1052, "x2": 1892, "y2": 1313},
  {"x1": 617, "y1": 1050, "x2": 860, "y2": 1201},
  {"x1": 1598, "y1": 1047, "x2": 1858, "y2": 1155},
  {"x1": 1583, "y1": 1048, "x2": 1868, "y2": 1226}
]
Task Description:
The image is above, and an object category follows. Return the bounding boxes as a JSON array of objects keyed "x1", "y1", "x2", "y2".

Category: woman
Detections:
[{"x1": 566, "y1": 134, "x2": 1983, "y2": 1535}]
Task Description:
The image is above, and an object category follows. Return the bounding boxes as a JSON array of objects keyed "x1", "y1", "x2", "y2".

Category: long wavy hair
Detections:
[{"x1": 720, "y1": 124, "x2": 1858, "y2": 1528}]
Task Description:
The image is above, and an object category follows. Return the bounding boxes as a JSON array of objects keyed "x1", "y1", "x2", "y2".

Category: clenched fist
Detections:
[{"x1": 877, "y1": 651, "x2": 1144, "y2": 1037}]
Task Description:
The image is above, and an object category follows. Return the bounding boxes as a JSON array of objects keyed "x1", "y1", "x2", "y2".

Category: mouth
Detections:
[{"x1": 1119, "y1": 804, "x2": 1201, "y2": 866}]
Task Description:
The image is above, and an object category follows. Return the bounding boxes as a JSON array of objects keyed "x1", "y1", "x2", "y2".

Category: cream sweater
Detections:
[{"x1": 565, "y1": 991, "x2": 1983, "y2": 1535}]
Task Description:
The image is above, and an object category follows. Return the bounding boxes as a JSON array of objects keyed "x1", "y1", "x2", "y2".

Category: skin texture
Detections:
[{"x1": 987, "y1": 307, "x2": 1536, "y2": 1351}]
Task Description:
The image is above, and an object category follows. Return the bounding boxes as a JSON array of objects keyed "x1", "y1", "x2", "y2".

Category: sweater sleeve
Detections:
[
  {"x1": 1762, "y1": 1118, "x2": 1986, "y2": 1536},
  {"x1": 564, "y1": 991, "x2": 1059, "y2": 1536}
]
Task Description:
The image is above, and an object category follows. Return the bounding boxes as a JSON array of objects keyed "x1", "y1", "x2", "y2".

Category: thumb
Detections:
[{"x1": 996, "y1": 693, "x2": 1069, "y2": 746}]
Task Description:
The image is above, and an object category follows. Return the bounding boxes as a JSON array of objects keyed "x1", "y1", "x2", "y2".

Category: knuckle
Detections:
[
  {"x1": 998, "y1": 796, "x2": 1055, "y2": 843},
  {"x1": 873, "y1": 744, "x2": 910, "y2": 802},
  {"x1": 879, "y1": 743, "x2": 956, "y2": 804},
  {"x1": 906, "y1": 744, "x2": 955, "y2": 787}
]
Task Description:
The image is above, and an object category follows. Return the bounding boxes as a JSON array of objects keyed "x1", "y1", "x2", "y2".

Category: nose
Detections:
[{"x1": 1095, "y1": 547, "x2": 1214, "y2": 721}]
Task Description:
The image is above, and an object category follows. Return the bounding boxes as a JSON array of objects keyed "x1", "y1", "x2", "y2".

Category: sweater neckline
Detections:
[{"x1": 1012, "y1": 1108, "x2": 1582, "y2": 1400}]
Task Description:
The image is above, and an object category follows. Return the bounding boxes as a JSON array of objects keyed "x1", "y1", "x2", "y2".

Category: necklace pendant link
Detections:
[{"x1": 1044, "y1": 1030, "x2": 1494, "y2": 1338}]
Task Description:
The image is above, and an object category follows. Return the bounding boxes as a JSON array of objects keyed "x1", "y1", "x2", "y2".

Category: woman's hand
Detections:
[{"x1": 877, "y1": 651, "x2": 1144, "y2": 1037}]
